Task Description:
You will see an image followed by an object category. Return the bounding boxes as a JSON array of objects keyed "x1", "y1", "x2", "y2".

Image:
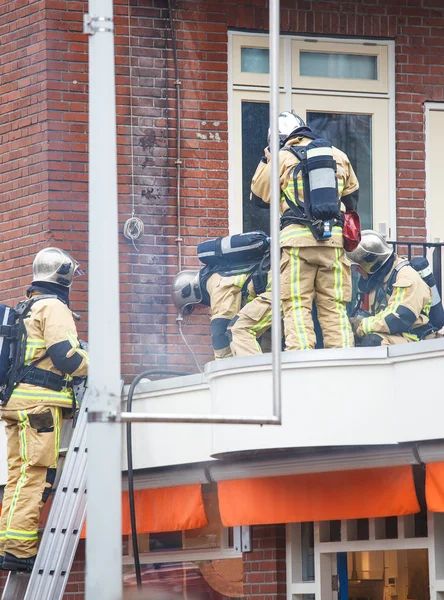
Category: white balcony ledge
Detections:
[
  {"x1": 122, "y1": 337, "x2": 444, "y2": 472},
  {"x1": 1, "y1": 340, "x2": 443, "y2": 490}
]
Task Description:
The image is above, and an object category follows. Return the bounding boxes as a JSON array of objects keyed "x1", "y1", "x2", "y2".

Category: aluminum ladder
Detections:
[{"x1": 1, "y1": 383, "x2": 88, "y2": 600}]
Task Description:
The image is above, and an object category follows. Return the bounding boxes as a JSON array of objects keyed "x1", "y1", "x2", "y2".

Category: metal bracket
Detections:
[
  {"x1": 83, "y1": 14, "x2": 114, "y2": 35},
  {"x1": 332, "y1": 574, "x2": 339, "y2": 592},
  {"x1": 233, "y1": 526, "x2": 252, "y2": 553},
  {"x1": 88, "y1": 411, "x2": 119, "y2": 423}
]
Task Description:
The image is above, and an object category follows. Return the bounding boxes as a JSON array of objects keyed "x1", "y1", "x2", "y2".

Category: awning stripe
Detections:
[
  {"x1": 218, "y1": 466, "x2": 420, "y2": 526},
  {"x1": 426, "y1": 462, "x2": 444, "y2": 512}
]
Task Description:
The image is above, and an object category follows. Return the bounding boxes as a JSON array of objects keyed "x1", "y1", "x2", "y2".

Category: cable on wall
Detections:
[{"x1": 123, "y1": 0, "x2": 145, "y2": 251}]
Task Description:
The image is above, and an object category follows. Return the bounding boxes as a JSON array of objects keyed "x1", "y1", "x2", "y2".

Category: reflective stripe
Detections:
[
  {"x1": 333, "y1": 248, "x2": 353, "y2": 348},
  {"x1": 233, "y1": 274, "x2": 247, "y2": 288},
  {"x1": 67, "y1": 332, "x2": 89, "y2": 364},
  {"x1": 7, "y1": 411, "x2": 29, "y2": 535},
  {"x1": 5, "y1": 528, "x2": 38, "y2": 541},
  {"x1": 289, "y1": 248, "x2": 310, "y2": 349},
  {"x1": 54, "y1": 407, "x2": 60, "y2": 461},
  {"x1": 23, "y1": 339, "x2": 46, "y2": 366},
  {"x1": 362, "y1": 286, "x2": 407, "y2": 335},
  {"x1": 280, "y1": 226, "x2": 342, "y2": 245},
  {"x1": 11, "y1": 389, "x2": 73, "y2": 400}
]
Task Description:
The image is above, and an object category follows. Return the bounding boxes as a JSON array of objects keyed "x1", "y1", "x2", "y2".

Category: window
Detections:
[
  {"x1": 123, "y1": 487, "x2": 243, "y2": 598},
  {"x1": 229, "y1": 33, "x2": 395, "y2": 237}
]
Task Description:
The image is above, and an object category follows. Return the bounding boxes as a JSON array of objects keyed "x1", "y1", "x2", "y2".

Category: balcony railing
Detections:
[{"x1": 389, "y1": 240, "x2": 444, "y2": 296}]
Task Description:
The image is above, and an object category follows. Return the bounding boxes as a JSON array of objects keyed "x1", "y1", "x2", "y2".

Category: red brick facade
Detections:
[
  {"x1": 243, "y1": 524, "x2": 287, "y2": 599},
  {"x1": 0, "y1": 529, "x2": 286, "y2": 599},
  {"x1": 1, "y1": 0, "x2": 444, "y2": 375}
]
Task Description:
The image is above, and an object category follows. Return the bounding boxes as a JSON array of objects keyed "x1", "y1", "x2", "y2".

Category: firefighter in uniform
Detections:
[
  {"x1": 0, "y1": 248, "x2": 88, "y2": 572},
  {"x1": 228, "y1": 281, "x2": 272, "y2": 356},
  {"x1": 172, "y1": 270, "x2": 255, "y2": 359},
  {"x1": 249, "y1": 111, "x2": 359, "y2": 351},
  {"x1": 346, "y1": 230, "x2": 434, "y2": 346}
]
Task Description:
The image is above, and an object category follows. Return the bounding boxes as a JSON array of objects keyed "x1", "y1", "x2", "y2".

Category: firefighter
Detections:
[
  {"x1": 251, "y1": 111, "x2": 359, "y2": 351},
  {"x1": 172, "y1": 270, "x2": 255, "y2": 359},
  {"x1": 0, "y1": 248, "x2": 88, "y2": 572},
  {"x1": 346, "y1": 230, "x2": 434, "y2": 346}
]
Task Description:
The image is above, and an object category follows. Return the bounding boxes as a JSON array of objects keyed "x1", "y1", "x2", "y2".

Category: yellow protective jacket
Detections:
[
  {"x1": 251, "y1": 135, "x2": 359, "y2": 248},
  {"x1": 356, "y1": 256, "x2": 432, "y2": 341},
  {"x1": 7, "y1": 293, "x2": 89, "y2": 411}
]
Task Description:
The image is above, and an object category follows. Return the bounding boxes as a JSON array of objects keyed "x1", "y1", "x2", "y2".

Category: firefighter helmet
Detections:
[
  {"x1": 345, "y1": 230, "x2": 394, "y2": 274},
  {"x1": 171, "y1": 270, "x2": 202, "y2": 312},
  {"x1": 268, "y1": 110, "x2": 306, "y2": 146},
  {"x1": 33, "y1": 248, "x2": 82, "y2": 288}
]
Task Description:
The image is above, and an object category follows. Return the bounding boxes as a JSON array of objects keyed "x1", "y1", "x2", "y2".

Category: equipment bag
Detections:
[
  {"x1": 343, "y1": 210, "x2": 361, "y2": 252},
  {"x1": 410, "y1": 257, "x2": 444, "y2": 330},
  {"x1": 197, "y1": 231, "x2": 270, "y2": 268},
  {"x1": 0, "y1": 305, "x2": 16, "y2": 383},
  {"x1": 284, "y1": 138, "x2": 341, "y2": 240}
]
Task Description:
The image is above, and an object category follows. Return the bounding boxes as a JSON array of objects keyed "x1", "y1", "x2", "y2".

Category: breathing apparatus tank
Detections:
[{"x1": 410, "y1": 256, "x2": 444, "y2": 330}]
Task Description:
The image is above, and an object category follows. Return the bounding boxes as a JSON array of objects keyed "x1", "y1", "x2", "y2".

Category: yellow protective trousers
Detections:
[
  {"x1": 0, "y1": 405, "x2": 61, "y2": 558},
  {"x1": 281, "y1": 246, "x2": 354, "y2": 351},
  {"x1": 206, "y1": 272, "x2": 249, "y2": 359},
  {"x1": 228, "y1": 292, "x2": 273, "y2": 356}
]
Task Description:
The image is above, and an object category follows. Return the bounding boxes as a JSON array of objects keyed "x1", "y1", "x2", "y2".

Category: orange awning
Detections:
[
  {"x1": 218, "y1": 466, "x2": 420, "y2": 526},
  {"x1": 79, "y1": 484, "x2": 207, "y2": 538},
  {"x1": 426, "y1": 462, "x2": 444, "y2": 512}
]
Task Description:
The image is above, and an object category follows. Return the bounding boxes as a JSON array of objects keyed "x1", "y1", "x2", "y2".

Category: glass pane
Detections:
[
  {"x1": 241, "y1": 47, "x2": 270, "y2": 73},
  {"x1": 123, "y1": 558, "x2": 244, "y2": 598},
  {"x1": 300, "y1": 52, "x2": 377, "y2": 80},
  {"x1": 241, "y1": 101, "x2": 270, "y2": 234},
  {"x1": 306, "y1": 112, "x2": 373, "y2": 230},
  {"x1": 301, "y1": 522, "x2": 315, "y2": 582}
]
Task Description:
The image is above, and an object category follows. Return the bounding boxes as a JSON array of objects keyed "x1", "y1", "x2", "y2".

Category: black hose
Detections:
[{"x1": 126, "y1": 369, "x2": 189, "y2": 589}]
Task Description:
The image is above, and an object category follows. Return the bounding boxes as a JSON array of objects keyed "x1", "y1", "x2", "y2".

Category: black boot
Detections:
[{"x1": 2, "y1": 552, "x2": 36, "y2": 572}]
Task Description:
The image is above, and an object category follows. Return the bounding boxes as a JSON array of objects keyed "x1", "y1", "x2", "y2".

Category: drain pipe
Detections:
[{"x1": 167, "y1": 0, "x2": 183, "y2": 271}]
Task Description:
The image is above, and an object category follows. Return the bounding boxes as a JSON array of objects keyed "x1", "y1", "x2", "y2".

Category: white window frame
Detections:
[
  {"x1": 286, "y1": 513, "x2": 444, "y2": 600},
  {"x1": 425, "y1": 102, "x2": 444, "y2": 243},
  {"x1": 228, "y1": 31, "x2": 396, "y2": 237}
]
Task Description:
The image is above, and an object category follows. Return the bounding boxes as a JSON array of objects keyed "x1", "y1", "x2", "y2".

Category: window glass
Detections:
[
  {"x1": 123, "y1": 557, "x2": 244, "y2": 598},
  {"x1": 300, "y1": 52, "x2": 377, "y2": 80},
  {"x1": 301, "y1": 522, "x2": 315, "y2": 582},
  {"x1": 241, "y1": 47, "x2": 270, "y2": 73},
  {"x1": 306, "y1": 112, "x2": 373, "y2": 230},
  {"x1": 241, "y1": 101, "x2": 270, "y2": 234}
]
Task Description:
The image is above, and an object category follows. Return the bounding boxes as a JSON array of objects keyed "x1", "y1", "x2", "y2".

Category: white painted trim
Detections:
[
  {"x1": 284, "y1": 37, "x2": 292, "y2": 110},
  {"x1": 316, "y1": 537, "x2": 429, "y2": 553},
  {"x1": 425, "y1": 102, "x2": 444, "y2": 243},
  {"x1": 228, "y1": 30, "x2": 236, "y2": 233},
  {"x1": 387, "y1": 39, "x2": 396, "y2": 239},
  {"x1": 229, "y1": 30, "x2": 393, "y2": 47},
  {"x1": 122, "y1": 546, "x2": 241, "y2": 565}
]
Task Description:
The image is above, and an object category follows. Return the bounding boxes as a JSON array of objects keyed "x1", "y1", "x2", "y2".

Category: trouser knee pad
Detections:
[
  {"x1": 360, "y1": 333, "x2": 383, "y2": 347},
  {"x1": 211, "y1": 318, "x2": 231, "y2": 351}
]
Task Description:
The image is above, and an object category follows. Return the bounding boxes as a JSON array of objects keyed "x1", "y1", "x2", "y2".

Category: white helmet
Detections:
[
  {"x1": 268, "y1": 110, "x2": 306, "y2": 146},
  {"x1": 171, "y1": 270, "x2": 202, "y2": 312},
  {"x1": 33, "y1": 247, "x2": 82, "y2": 288},
  {"x1": 345, "y1": 230, "x2": 394, "y2": 274}
]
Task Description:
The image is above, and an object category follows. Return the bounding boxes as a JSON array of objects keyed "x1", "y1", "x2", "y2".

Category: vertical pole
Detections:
[
  {"x1": 337, "y1": 552, "x2": 348, "y2": 600},
  {"x1": 269, "y1": 0, "x2": 282, "y2": 421},
  {"x1": 86, "y1": 0, "x2": 122, "y2": 598}
]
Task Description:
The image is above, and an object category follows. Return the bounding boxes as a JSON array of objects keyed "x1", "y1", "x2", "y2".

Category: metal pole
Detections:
[
  {"x1": 85, "y1": 0, "x2": 122, "y2": 597},
  {"x1": 120, "y1": 412, "x2": 281, "y2": 424},
  {"x1": 270, "y1": 0, "x2": 282, "y2": 422}
]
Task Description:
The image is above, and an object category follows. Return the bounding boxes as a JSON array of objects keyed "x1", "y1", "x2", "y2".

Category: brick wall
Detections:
[
  {"x1": 2, "y1": 0, "x2": 444, "y2": 375},
  {"x1": 243, "y1": 524, "x2": 287, "y2": 599},
  {"x1": 0, "y1": 0, "x2": 51, "y2": 304}
]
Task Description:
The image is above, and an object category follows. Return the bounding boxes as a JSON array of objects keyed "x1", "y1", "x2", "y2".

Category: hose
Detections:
[{"x1": 126, "y1": 369, "x2": 189, "y2": 589}]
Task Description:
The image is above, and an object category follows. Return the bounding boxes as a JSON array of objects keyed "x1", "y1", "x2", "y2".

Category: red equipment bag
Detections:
[{"x1": 342, "y1": 210, "x2": 361, "y2": 252}]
